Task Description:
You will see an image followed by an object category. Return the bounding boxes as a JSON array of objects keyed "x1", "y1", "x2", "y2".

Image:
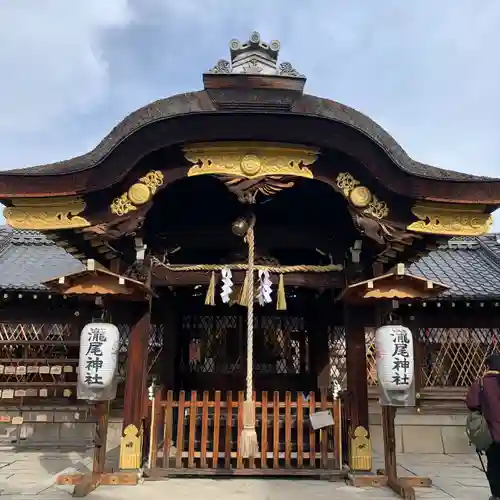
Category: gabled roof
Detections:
[
  {"x1": 0, "y1": 227, "x2": 499, "y2": 300},
  {"x1": 338, "y1": 263, "x2": 449, "y2": 303},
  {"x1": 42, "y1": 258, "x2": 154, "y2": 299}
]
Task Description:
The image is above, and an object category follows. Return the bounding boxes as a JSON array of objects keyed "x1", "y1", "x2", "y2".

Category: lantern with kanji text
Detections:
[
  {"x1": 375, "y1": 325, "x2": 414, "y2": 392},
  {"x1": 78, "y1": 323, "x2": 119, "y2": 389}
]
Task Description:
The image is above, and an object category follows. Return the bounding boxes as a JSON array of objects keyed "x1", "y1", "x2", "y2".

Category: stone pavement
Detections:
[{"x1": 0, "y1": 448, "x2": 490, "y2": 499}]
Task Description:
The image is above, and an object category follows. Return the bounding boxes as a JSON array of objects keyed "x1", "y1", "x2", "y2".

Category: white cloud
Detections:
[{"x1": 0, "y1": 0, "x2": 132, "y2": 134}]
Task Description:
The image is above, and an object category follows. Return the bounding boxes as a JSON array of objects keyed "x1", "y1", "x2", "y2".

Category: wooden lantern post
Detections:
[
  {"x1": 339, "y1": 264, "x2": 448, "y2": 499},
  {"x1": 42, "y1": 260, "x2": 155, "y2": 496}
]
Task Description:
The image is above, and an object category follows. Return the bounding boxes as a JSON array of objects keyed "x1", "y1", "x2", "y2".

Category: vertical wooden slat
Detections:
[
  {"x1": 162, "y1": 390, "x2": 174, "y2": 468},
  {"x1": 309, "y1": 391, "x2": 316, "y2": 467},
  {"x1": 188, "y1": 391, "x2": 197, "y2": 468},
  {"x1": 149, "y1": 388, "x2": 163, "y2": 469},
  {"x1": 297, "y1": 392, "x2": 304, "y2": 468},
  {"x1": 273, "y1": 391, "x2": 279, "y2": 469},
  {"x1": 224, "y1": 392, "x2": 232, "y2": 469},
  {"x1": 333, "y1": 397, "x2": 342, "y2": 470},
  {"x1": 212, "y1": 391, "x2": 221, "y2": 469},
  {"x1": 285, "y1": 391, "x2": 292, "y2": 468},
  {"x1": 320, "y1": 389, "x2": 328, "y2": 469},
  {"x1": 249, "y1": 390, "x2": 256, "y2": 469},
  {"x1": 260, "y1": 391, "x2": 268, "y2": 468},
  {"x1": 236, "y1": 390, "x2": 244, "y2": 469},
  {"x1": 175, "y1": 391, "x2": 186, "y2": 468},
  {"x1": 200, "y1": 391, "x2": 209, "y2": 468}
]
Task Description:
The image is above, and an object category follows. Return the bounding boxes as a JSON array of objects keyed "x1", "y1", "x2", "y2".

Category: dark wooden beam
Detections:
[
  {"x1": 151, "y1": 268, "x2": 343, "y2": 289},
  {"x1": 149, "y1": 227, "x2": 345, "y2": 252}
]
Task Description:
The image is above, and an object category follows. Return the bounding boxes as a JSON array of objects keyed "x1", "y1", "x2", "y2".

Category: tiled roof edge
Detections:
[
  {"x1": 0, "y1": 227, "x2": 56, "y2": 246},
  {"x1": 476, "y1": 237, "x2": 500, "y2": 273}
]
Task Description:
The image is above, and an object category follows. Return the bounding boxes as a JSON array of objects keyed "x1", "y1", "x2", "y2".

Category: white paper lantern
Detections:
[
  {"x1": 78, "y1": 323, "x2": 119, "y2": 389},
  {"x1": 375, "y1": 325, "x2": 414, "y2": 391}
]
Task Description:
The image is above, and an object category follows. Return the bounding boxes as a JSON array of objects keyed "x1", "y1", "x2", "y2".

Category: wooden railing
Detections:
[{"x1": 147, "y1": 390, "x2": 342, "y2": 475}]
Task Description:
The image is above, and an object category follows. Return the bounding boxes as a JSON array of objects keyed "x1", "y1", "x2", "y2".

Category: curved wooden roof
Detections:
[
  {"x1": 0, "y1": 89, "x2": 499, "y2": 203},
  {"x1": 1, "y1": 91, "x2": 490, "y2": 182}
]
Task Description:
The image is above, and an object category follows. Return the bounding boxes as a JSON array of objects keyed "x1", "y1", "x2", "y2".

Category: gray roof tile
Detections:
[
  {"x1": 0, "y1": 227, "x2": 84, "y2": 291},
  {"x1": 409, "y1": 236, "x2": 500, "y2": 299}
]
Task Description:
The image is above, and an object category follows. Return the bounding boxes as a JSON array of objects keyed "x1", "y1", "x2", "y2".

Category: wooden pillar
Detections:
[
  {"x1": 123, "y1": 304, "x2": 150, "y2": 430},
  {"x1": 119, "y1": 303, "x2": 150, "y2": 471},
  {"x1": 344, "y1": 305, "x2": 370, "y2": 432}
]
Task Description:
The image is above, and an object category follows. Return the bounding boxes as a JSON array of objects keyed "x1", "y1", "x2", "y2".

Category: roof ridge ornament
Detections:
[{"x1": 208, "y1": 31, "x2": 304, "y2": 78}]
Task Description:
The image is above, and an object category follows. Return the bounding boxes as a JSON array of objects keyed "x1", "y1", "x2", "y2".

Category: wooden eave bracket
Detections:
[
  {"x1": 42, "y1": 259, "x2": 155, "y2": 300},
  {"x1": 338, "y1": 263, "x2": 449, "y2": 304}
]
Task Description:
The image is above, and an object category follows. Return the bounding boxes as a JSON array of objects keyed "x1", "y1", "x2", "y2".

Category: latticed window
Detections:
[
  {"x1": 418, "y1": 328, "x2": 500, "y2": 387},
  {"x1": 180, "y1": 313, "x2": 309, "y2": 375},
  {"x1": 182, "y1": 314, "x2": 240, "y2": 374},
  {"x1": 254, "y1": 315, "x2": 307, "y2": 375},
  {"x1": 365, "y1": 328, "x2": 377, "y2": 387},
  {"x1": 328, "y1": 326, "x2": 347, "y2": 393}
]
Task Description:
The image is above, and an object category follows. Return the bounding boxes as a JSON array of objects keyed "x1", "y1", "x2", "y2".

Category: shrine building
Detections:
[{"x1": 0, "y1": 32, "x2": 499, "y2": 473}]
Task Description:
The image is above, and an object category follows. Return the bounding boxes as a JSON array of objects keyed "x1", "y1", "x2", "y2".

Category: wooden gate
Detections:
[{"x1": 145, "y1": 389, "x2": 343, "y2": 478}]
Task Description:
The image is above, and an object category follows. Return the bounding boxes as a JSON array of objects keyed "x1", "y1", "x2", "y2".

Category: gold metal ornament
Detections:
[
  {"x1": 110, "y1": 170, "x2": 164, "y2": 216},
  {"x1": 184, "y1": 142, "x2": 318, "y2": 179},
  {"x1": 407, "y1": 202, "x2": 493, "y2": 236},
  {"x1": 240, "y1": 154, "x2": 262, "y2": 176},
  {"x1": 127, "y1": 183, "x2": 150, "y2": 205},
  {"x1": 4, "y1": 197, "x2": 90, "y2": 230},
  {"x1": 350, "y1": 186, "x2": 372, "y2": 208},
  {"x1": 335, "y1": 172, "x2": 389, "y2": 219}
]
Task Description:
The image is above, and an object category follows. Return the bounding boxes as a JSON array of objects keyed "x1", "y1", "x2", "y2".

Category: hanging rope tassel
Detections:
[
  {"x1": 240, "y1": 223, "x2": 259, "y2": 459},
  {"x1": 237, "y1": 273, "x2": 250, "y2": 307},
  {"x1": 276, "y1": 273, "x2": 287, "y2": 310},
  {"x1": 204, "y1": 271, "x2": 216, "y2": 306}
]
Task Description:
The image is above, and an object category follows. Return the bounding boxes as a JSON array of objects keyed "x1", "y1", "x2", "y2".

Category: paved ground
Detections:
[{"x1": 0, "y1": 449, "x2": 490, "y2": 499}]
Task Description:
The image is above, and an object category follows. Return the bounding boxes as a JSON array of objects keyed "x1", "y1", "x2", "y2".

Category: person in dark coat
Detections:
[{"x1": 467, "y1": 354, "x2": 500, "y2": 500}]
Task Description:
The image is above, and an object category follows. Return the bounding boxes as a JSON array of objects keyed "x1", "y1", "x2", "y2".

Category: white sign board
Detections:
[{"x1": 309, "y1": 410, "x2": 334, "y2": 430}]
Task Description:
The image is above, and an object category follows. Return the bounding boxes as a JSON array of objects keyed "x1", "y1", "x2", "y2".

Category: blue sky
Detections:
[{"x1": 0, "y1": 0, "x2": 499, "y2": 228}]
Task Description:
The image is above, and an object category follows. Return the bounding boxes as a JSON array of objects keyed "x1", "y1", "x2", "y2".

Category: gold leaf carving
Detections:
[
  {"x1": 110, "y1": 170, "x2": 164, "y2": 216},
  {"x1": 335, "y1": 172, "x2": 389, "y2": 219},
  {"x1": 407, "y1": 203, "x2": 493, "y2": 236},
  {"x1": 184, "y1": 142, "x2": 318, "y2": 179},
  {"x1": 4, "y1": 197, "x2": 90, "y2": 230},
  {"x1": 336, "y1": 172, "x2": 359, "y2": 197}
]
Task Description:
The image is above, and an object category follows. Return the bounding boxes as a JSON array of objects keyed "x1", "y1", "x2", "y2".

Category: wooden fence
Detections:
[{"x1": 146, "y1": 390, "x2": 342, "y2": 476}]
